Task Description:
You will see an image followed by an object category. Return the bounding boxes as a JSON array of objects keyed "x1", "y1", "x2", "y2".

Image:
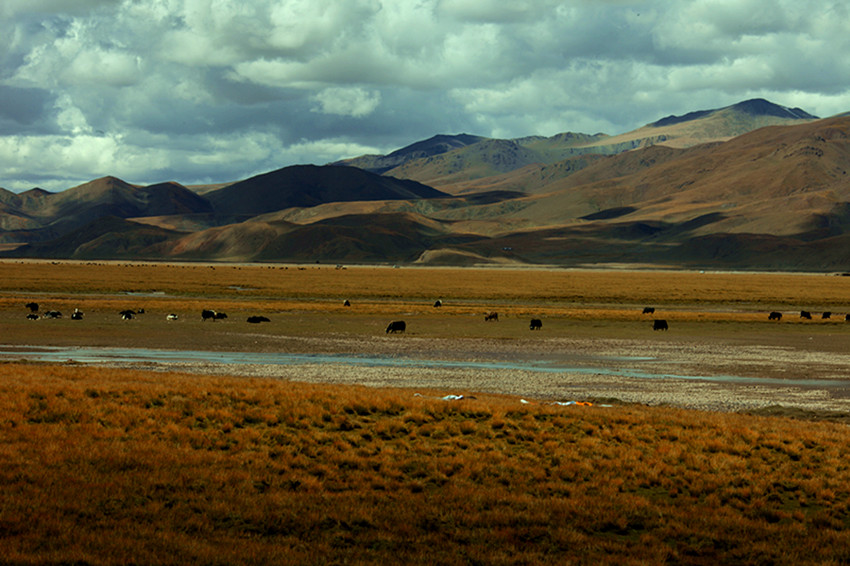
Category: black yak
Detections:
[{"x1": 386, "y1": 321, "x2": 406, "y2": 333}]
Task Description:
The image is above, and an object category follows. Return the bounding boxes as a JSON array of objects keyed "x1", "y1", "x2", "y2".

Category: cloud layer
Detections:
[{"x1": 2, "y1": 0, "x2": 849, "y2": 191}]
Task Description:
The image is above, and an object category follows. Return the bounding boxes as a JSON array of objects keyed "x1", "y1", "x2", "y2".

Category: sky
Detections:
[{"x1": 2, "y1": 0, "x2": 850, "y2": 192}]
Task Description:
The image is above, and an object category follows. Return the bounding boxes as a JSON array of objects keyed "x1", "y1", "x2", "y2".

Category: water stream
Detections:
[{"x1": 2, "y1": 344, "x2": 848, "y2": 388}]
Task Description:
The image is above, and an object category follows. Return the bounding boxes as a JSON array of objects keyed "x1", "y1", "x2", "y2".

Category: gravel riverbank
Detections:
[{"x1": 61, "y1": 333, "x2": 850, "y2": 414}]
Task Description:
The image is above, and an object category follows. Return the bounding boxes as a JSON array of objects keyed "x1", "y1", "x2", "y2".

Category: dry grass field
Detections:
[
  {"x1": 3, "y1": 260, "x2": 850, "y2": 563},
  {"x1": 2, "y1": 363, "x2": 850, "y2": 565},
  {"x1": 3, "y1": 260, "x2": 850, "y2": 307}
]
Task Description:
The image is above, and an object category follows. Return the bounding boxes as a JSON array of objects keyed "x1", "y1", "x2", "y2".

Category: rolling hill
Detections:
[
  {"x1": 341, "y1": 99, "x2": 819, "y2": 192},
  {"x1": 2, "y1": 98, "x2": 850, "y2": 271},
  {"x1": 204, "y1": 164, "x2": 447, "y2": 215}
]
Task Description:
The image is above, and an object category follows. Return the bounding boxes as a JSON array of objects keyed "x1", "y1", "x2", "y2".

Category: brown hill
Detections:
[
  {"x1": 384, "y1": 139, "x2": 547, "y2": 189},
  {"x1": 582, "y1": 98, "x2": 818, "y2": 152},
  {"x1": 519, "y1": 116, "x2": 850, "y2": 235},
  {"x1": 337, "y1": 134, "x2": 487, "y2": 174},
  {"x1": 351, "y1": 99, "x2": 818, "y2": 192},
  {"x1": 204, "y1": 164, "x2": 448, "y2": 215},
  {"x1": 6, "y1": 216, "x2": 180, "y2": 260},
  {"x1": 4, "y1": 101, "x2": 850, "y2": 271},
  {"x1": 251, "y1": 116, "x2": 850, "y2": 269},
  {"x1": 164, "y1": 212, "x2": 468, "y2": 263},
  {"x1": 0, "y1": 178, "x2": 212, "y2": 243}
]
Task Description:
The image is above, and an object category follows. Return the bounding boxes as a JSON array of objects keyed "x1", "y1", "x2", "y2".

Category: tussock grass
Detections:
[{"x1": 3, "y1": 362, "x2": 850, "y2": 564}]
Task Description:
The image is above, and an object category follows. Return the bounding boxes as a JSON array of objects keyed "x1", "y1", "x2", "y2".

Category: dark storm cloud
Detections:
[{"x1": 1, "y1": 0, "x2": 849, "y2": 192}]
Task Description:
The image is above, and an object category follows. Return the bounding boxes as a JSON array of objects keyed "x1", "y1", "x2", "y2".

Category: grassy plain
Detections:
[
  {"x1": 3, "y1": 259, "x2": 850, "y2": 354},
  {"x1": 3, "y1": 260, "x2": 850, "y2": 308},
  {"x1": 3, "y1": 261, "x2": 850, "y2": 564},
  {"x1": 3, "y1": 363, "x2": 850, "y2": 565},
  {"x1": 3, "y1": 260, "x2": 850, "y2": 328}
]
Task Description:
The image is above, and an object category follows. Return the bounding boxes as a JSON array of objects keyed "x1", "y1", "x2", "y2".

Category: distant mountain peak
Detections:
[
  {"x1": 333, "y1": 133, "x2": 487, "y2": 174},
  {"x1": 385, "y1": 133, "x2": 486, "y2": 159},
  {"x1": 651, "y1": 98, "x2": 818, "y2": 128},
  {"x1": 729, "y1": 98, "x2": 818, "y2": 120},
  {"x1": 20, "y1": 187, "x2": 53, "y2": 196}
]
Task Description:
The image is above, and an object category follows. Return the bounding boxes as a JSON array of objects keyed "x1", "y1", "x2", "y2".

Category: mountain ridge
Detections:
[
  {"x1": 3, "y1": 99, "x2": 850, "y2": 271},
  {"x1": 337, "y1": 98, "x2": 820, "y2": 190}
]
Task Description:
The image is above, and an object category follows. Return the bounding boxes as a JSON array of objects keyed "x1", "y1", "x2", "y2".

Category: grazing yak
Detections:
[
  {"x1": 823, "y1": 312, "x2": 832, "y2": 319},
  {"x1": 120, "y1": 309, "x2": 135, "y2": 320},
  {"x1": 653, "y1": 319, "x2": 669, "y2": 331},
  {"x1": 529, "y1": 318, "x2": 542, "y2": 330},
  {"x1": 768, "y1": 311, "x2": 783, "y2": 321},
  {"x1": 434, "y1": 299, "x2": 442, "y2": 308},
  {"x1": 484, "y1": 311, "x2": 499, "y2": 321},
  {"x1": 642, "y1": 307, "x2": 655, "y2": 314},
  {"x1": 26, "y1": 302, "x2": 39, "y2": 313},
  {"x1": 202, "y1": 309, "x2": 227, "y2": 321},
  {"x1": 343, "y1": 299, "x2": 351, "y2": 307},
  {"x1": 386, "y1": 320, "x2": 406, "y2": 333},
  {"x1": 800, "y1": 310, "x2": 812, "y2": 319},
  {"x1": 71, "y1": 309, "x2": 83, "y2": 320},
  {"x1": 247, "y1": 316, "x2": 270, "y2": 323}
]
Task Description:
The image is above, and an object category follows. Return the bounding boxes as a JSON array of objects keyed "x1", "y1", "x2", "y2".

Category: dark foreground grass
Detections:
[{"x1": 2, "y1": 363, "x2": 850, "y2": 565}]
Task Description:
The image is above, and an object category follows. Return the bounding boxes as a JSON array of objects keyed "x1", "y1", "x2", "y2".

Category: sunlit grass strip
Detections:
[
  {"x1": 1, "y1": 362, "x2": 850, "y2": 564},
  {"x1": 2, "y1": 260, "x2": 850, "y2": 308}
]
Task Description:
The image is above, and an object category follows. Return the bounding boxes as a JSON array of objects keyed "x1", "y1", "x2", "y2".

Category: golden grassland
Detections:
[
  {"x1": 4, "y1": 261, "x2": 850, "y2": 564},
  {"x1": 4, "y1": 260, "x2": 850, "y2": 358},
  {"x1": 2, "y1": 363, "x2": 850, "y2": 565},
  {"x1": 3, "y1": 259, "x2": 850, "y2": 307},
  {"x1": 3, "y1": 260, "x2": 850, "y2": 332}
]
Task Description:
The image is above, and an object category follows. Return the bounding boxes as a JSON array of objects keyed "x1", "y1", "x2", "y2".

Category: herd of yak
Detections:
[{"x1": 21, "y1": 300, "x2": 848, "y2": 334}]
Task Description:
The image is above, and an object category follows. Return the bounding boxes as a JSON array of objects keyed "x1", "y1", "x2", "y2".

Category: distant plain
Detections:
[{"x1": 3, "y1": 260, "x2": 850, "y2": 413}]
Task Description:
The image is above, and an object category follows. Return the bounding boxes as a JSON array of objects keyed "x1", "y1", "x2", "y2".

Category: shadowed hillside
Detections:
[{"x1": 204, "y1": 164, "x2": 448, "y2": 215}]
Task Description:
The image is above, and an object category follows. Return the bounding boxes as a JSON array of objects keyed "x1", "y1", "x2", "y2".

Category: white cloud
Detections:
[
  {"x1": 311, "y1": 87, "x2": 381, "y2": 118},
  {"x1": 2, "y1": 0, "x2": 850, "y2": 192},
  {"x1": 54, "y1": 95, "x2": 92, "y2": 134},
  {"x1": 282, "y1": 138, "x2": 386, "y2": 166}
]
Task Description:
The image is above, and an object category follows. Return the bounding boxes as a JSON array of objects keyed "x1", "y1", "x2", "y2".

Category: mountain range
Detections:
[{"x1": 2, "y1": 98, "x2": 849, "y2": 271}]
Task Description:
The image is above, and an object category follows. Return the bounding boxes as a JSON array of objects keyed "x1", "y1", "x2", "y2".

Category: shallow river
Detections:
[{"x1": 3, "y1": 344, "x2": 849, "y2": 390}]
